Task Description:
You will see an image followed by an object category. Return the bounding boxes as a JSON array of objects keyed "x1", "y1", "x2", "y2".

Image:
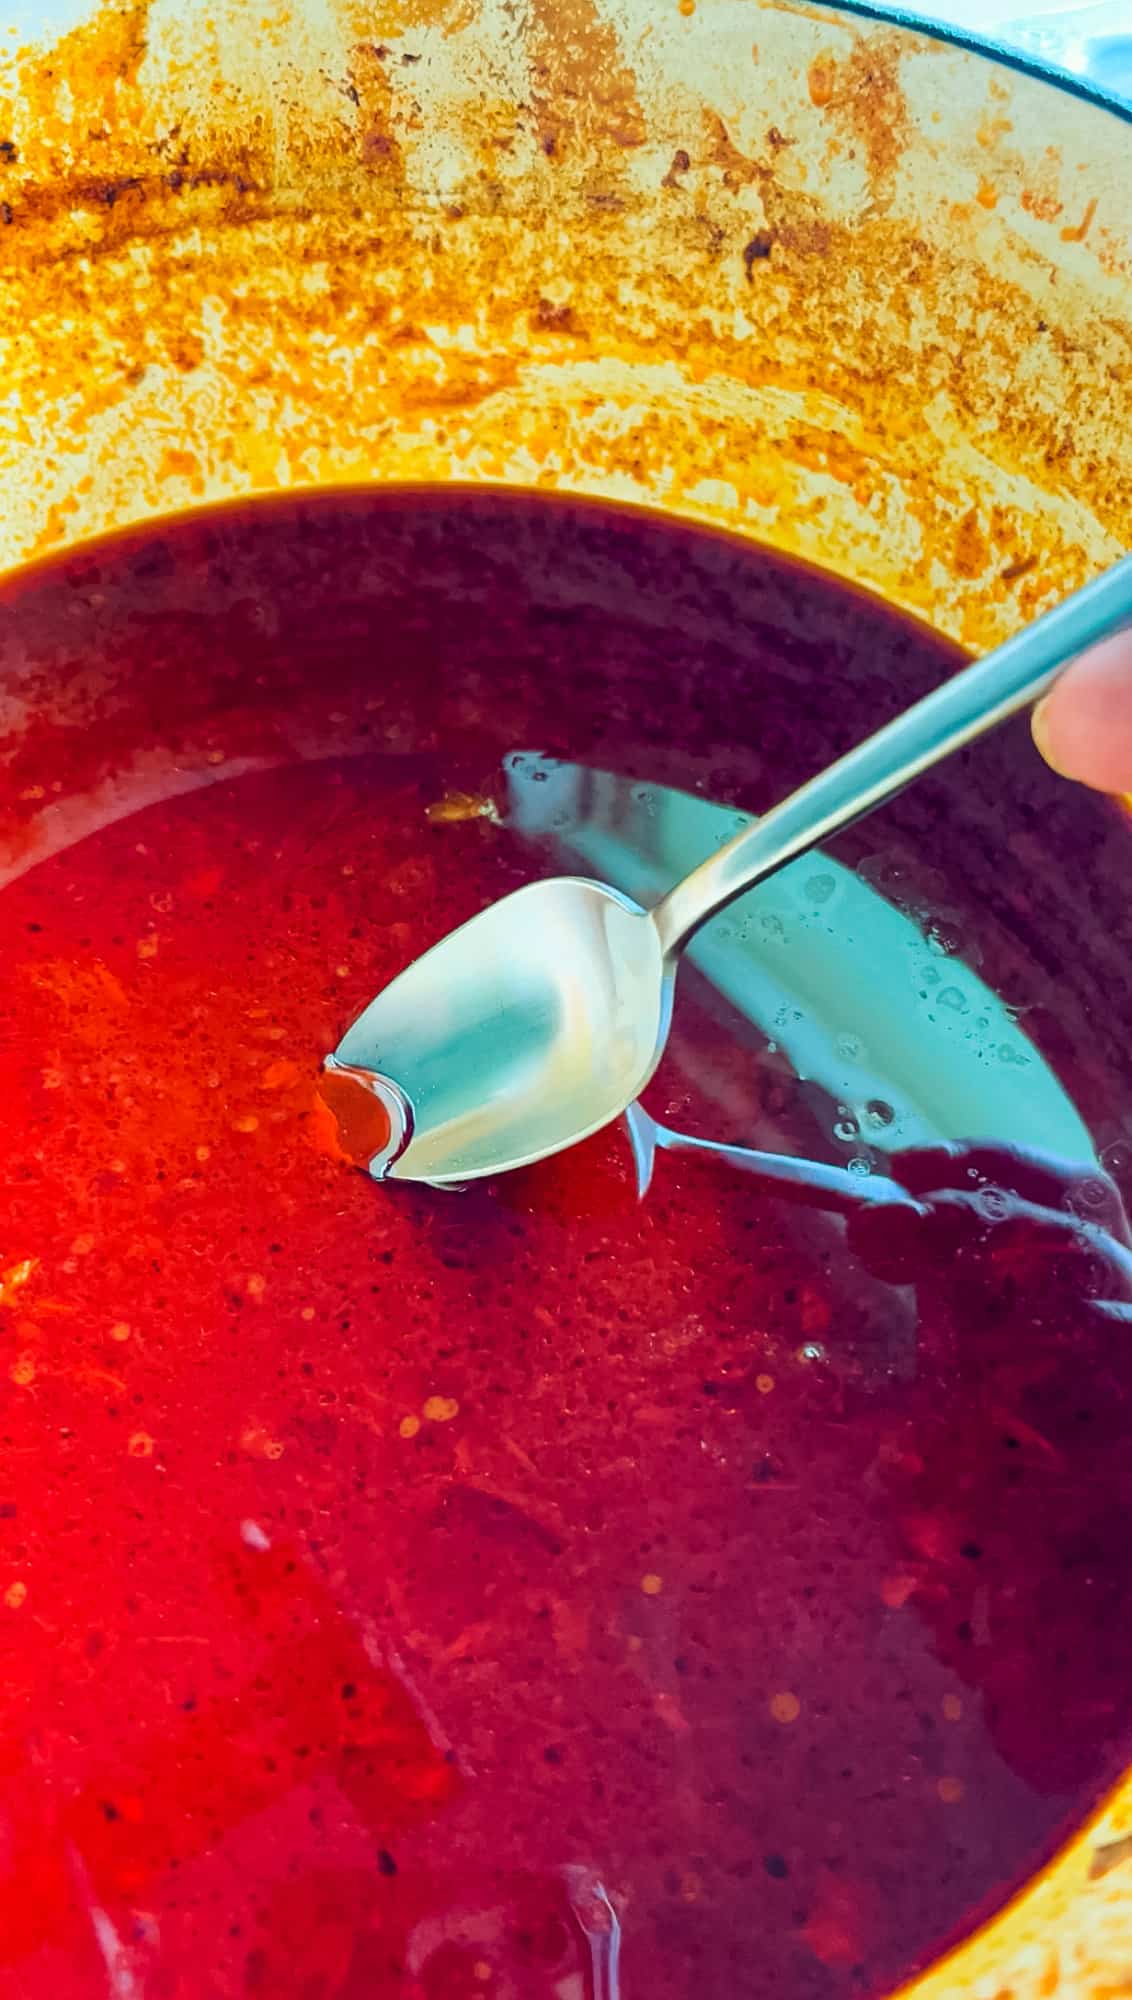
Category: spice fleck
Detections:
[{"x1": 423, "y1": 1396, "x2": 460, "y2": 1424}]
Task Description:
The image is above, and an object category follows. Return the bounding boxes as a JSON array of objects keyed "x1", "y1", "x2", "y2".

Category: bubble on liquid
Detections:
[
  {"x1": 847, "y1": 1155, "x2": 872, "y2": 1176},
  {"x1": 798, "y1": 1342, "x2": 826, "y2": 1364},
  {"x1": 937, "y1": 987, "x2": 969, "y2": 1015},
  {"x1": 804, "y1": 873, "x2": 836, "y2": 905},
  {"x1": 1064, "y1": 1177, "x2": 1117, "y2": 1225},
  {"x1": 865, "y1": 1098, "x2": 895, "y2": 1129},
  {"x1": 833, "y1": 1117, "x2": 860, "y2": 1145},
  {"x1": 975, "y1": 1185, "x2": 1012, "y2": 1223}
]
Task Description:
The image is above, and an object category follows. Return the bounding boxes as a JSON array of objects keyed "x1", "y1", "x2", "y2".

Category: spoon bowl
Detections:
[{"x1": 333, "y1": 877, "x2": 670, "y2": 1184}]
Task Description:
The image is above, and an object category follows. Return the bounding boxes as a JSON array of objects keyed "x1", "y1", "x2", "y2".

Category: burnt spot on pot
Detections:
[
  {"x1": 533, "y1": 296, "x2": 577, "y2": 333},
  {"x1": 1088, "y1": 1833, "x2": 1132, "y2": 1881},
  {"x1": 743, "y1": 229, "x2": 774, "y2": 276},
  {"x1": 661, "y1": 146, "x2": 690, "y2": 188},
  {"x1": 703, "y1": 109, "x2": 772, "y2": 193},
  {"x1": 348, "y1": 40, "x2": 405, "y2": 181}
]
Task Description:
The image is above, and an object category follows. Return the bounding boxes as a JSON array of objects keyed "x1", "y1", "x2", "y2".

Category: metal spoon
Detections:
[{"x1": 330, "y1": 554, "x2": 1132, "y2": 1186}]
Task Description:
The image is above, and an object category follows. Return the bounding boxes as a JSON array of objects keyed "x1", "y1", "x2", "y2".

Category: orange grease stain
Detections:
[
  {"x1": 808, "y1": 56, "x2": 836, "y2": 109},
  {"x1": 1061, "y1": 198, "x2": 1097, "y2": 244}
]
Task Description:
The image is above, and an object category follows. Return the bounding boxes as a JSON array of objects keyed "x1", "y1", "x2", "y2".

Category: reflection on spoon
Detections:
[
  {"x1": 505, "y1": 754, "x2": 1093, "y2": 1166},
  {"x1": 401, "y1": 1867, "x2": 622, "y2": 1999},
  {"x1": 623, "y1": 1100, "x2": 922, "y2": 1218},
  {"x1": 563, "y1": 1867, "x2": 622, "y2": 2000},
  {"x1": 627, "y1": 1103, "x2": 1132, "y2": 1322}
]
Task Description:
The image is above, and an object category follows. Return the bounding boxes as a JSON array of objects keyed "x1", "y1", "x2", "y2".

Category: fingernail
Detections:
[{"x1": 1031, "y1": 695, "x2": 1071, "y2": 778}]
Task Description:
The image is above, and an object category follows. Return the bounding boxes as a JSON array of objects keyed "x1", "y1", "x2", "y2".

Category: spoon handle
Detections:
[{"x1": 652, "y1": 553, "x2": 1132, "y2": 956}]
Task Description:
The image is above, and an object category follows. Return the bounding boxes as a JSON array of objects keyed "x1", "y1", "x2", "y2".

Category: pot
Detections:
[{"x1": 0, "y1": 2, "x2": 1130, "y2": 1995}]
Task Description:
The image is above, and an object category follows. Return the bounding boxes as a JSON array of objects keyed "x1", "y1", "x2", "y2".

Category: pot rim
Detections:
[{"x1": 811, "y1": 0, "x2": 1131, "y2": 121}]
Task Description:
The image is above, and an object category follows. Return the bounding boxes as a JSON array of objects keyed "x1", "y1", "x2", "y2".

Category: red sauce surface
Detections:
[{"x1": 1, "y1": 490, "x2": 1132, "y2": 1999}]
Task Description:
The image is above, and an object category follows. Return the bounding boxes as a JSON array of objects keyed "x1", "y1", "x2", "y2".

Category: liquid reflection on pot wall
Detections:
[{"x1": 0, "y1": 1, "x2": 1130, "y2": 1997}]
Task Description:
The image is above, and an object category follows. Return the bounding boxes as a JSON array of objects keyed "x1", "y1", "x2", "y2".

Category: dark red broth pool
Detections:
[{"x1": 2, "y1": 490, "x2": 1132, "y2": 2000}]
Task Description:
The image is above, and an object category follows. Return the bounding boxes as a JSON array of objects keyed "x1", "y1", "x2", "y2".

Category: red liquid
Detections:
[{"x1": 1, "y1": 490, "x2": 1131, "y2": 1999}]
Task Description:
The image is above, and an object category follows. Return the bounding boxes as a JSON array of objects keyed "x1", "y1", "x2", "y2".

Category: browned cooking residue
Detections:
[
  {"x1": 1021, "y1": 186, "x2": 1064, "y2": 222},
  {"x1": 527, "y1": 0, "x2": 647, "y2": 157},
  {"x1": 804, "y1": 35, "x2": 912, "y2": 198},
  {"x1": 0, "y1": 0, "x2": 1127, "y2": 666}
]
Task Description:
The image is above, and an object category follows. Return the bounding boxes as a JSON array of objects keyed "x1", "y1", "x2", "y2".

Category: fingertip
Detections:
[
  {"x1": 1033, "y1": 635, "x2": 1132, "y2": 793},
  {"x1": 1030, "y1": 694, "x2": 1067, "y2": 778}
]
